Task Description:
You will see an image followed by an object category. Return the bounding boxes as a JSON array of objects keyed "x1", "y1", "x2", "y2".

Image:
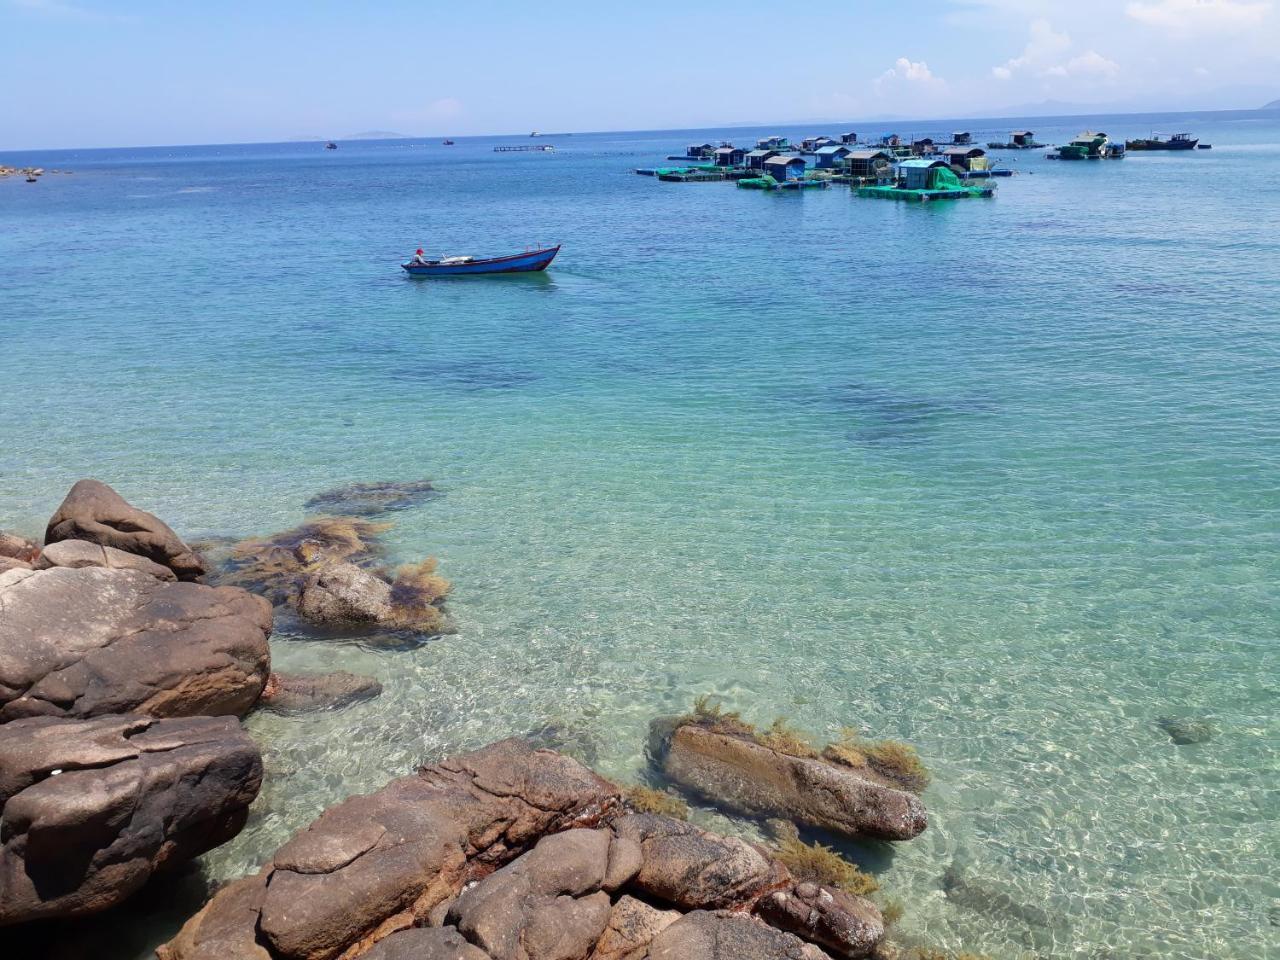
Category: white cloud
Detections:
[
  {"x1": 875, "y1": 57, "x2": 945, "y2": 90},
  {"x1": 1126, "y1": 0, "x2": 1272, "y2": 33},
  {"x1": 990, "y1": 18, "x2": 1119, "y2": 83},
  {"x1": 1063, "y1": 51, "x2": 1121, "y2": 78}
]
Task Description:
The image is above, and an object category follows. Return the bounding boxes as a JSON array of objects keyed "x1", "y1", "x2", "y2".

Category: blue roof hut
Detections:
[
  {"x1": 762, "y1": 155, "x2": 806, "y2": 181},
  {"x1": 898, "y1": 157, "x2": 949, "y2": 189},
  {"x1": 815, "y1": 144, "x2": 852, "y2": 168}
]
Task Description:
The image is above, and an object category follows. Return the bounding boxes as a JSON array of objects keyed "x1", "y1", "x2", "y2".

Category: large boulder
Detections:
[
  {"x1": 611, "y1": 814, "x2": 788, "y2": 911},
  {"x1": 589, "y1": 895, "x2": 681, "y2": 960},
  {"x1": 260, "y1": 671, "x2": 382, "y2": 714},
  {"x1": 44, "y1": 479, "x2": 205, "y2": 581},
  {"x1": 0, "y1": 566, "x2": 271, "y2": 723},
  {"x1": 0, "y1": 714, "x2": 261, "y2": 926},
  {"x1": 296, "y1": 561, "x2": 393, "y2": 623},
  {"x1": 35, "y1": 538, "x2": 176, "y2": 581},
  {"x1": 645, "y1": 910, "x2": 832, "y2": 960},
  {"x1": 159, "y1": 740, "x2": 622, "y2": 960},
  {"x1": 655, "y1": 721, "x2": 926, "y2": 842}
]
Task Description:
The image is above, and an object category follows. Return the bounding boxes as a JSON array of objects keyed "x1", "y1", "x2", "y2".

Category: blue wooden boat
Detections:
[{"x1": 401, "y1": 245, "x2": 560, "y2": 277}]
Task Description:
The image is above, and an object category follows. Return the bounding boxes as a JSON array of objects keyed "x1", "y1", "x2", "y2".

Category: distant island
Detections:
[{"x1": 1264, "y1": 99, "x2": 1280, "y2": 110}]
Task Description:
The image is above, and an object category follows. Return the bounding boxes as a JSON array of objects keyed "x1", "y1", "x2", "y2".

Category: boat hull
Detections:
[
  {"x1": 402, "y1": 246, "x2": 560, "y2": 276},
  {"x1": 1126, "y1": 138, "x2": 1198, "y2": 151}
]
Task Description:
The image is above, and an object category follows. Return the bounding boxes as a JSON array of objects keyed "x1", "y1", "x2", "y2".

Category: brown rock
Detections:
[
  {"x1": 611, "y1": 814, "x2": 788, "y2": 911},
  {"x1": 44, "y1": 479, "x2": 205, "y2": 580},
  {"x1": 645, "y1": 910, "x2": 833, "y2": 960},
  {"x1": 0, "y1": 714, "x2": 261, "y2": 926},
  {"x1": 160, "y1": 740, "x2": 621, "y2": 960},
  {"x1": 361, "y1": 927, "x2": 490, "y2": 960},
  {"x1": 0, "y1": 566, "x2": 271, "y2": 723},
  {"x1": 756, "y1": 883, "x2": 884, "y2": 959},
  {"x1": 0, "y1": 556, "x2": 33, "y2": 574},
  {"x1": 36, "y1": 538, "x2": 177, "y2": 581},
  {"x1": 0, "y1": 531, "x2": 38, "y2": 561},
  {"x1": 260, "y1": 671, "x2": 383, "y2": 714},
  {"x1": 589, "y1": 895, "x2": 681, "y2": 960},
  {"x1": 656, "y1": 722, "x2": 926, "y2": 842}
]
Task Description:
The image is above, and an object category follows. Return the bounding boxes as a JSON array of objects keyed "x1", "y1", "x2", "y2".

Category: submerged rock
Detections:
[
  {"x1": 44, "y1": 479, "x2": 205, "y2": 581},
  {"x1": 216, "y1": 517, "x2": 450, "y2": 635},
  {"x1": 260, "y1": 671, "x2": 383, "y2": 714},
  {"x1": 652, "y1": 719, "x2": 927, "y2": 842},
  {"x1": 0, "y1": 565, "x2": 271, "y2": 723},
  {"x1": 304, "y1": 480, "x2": 437, "y2": 517},
  {"x1": 1156, "y1": 716, "x2": 1215, "y2": 745},
  {"x1": 0, "y1": 714, "x2": 261, "y2": 926}
]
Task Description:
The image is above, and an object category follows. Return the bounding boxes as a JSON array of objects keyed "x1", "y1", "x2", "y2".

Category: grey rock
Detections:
[
  {"x1": 363, "y1": 927, "x2": 490, "y2": 960},
  {"x1": 44, "y1": 479, "x2": 205, "y2": 581},
  {"x1": 0, "y1": 714, "x2": 261, "y2": 926},
  {"x1": 296, "y1": 560, "x2": 393, "y2": 624},
  {"x1": 757, "y1": 883, "x2": 884, "y2": 958},
  {"x1": 0, "y1": 565, "x2": 271, "y2": 723},
  {"x1": 589, "y1": 895, "x2": 681, "y2": 960}
]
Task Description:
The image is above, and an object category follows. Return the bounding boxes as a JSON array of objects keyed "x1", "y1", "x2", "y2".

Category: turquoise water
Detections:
[{"x1": 2, "y1": 112, "x2": 1278, "y2": 959}]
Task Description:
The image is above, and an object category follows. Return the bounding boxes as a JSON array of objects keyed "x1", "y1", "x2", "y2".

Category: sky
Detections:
[{"x1": 2, "y1": 0, "x2": 1279, "y2": 149}]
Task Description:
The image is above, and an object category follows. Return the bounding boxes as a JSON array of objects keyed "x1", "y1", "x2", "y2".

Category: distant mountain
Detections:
[
  {"x1": 343, "y1": 131, "x2": 412, "y2": 140},
  {"x1": 1263, "y1": 99, "x2": 1280, "y2": 110}
]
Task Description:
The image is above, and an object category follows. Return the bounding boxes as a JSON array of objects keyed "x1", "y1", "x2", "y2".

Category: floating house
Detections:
[
  {"x1": 814, "y1": 144, "x2": 852, "y2": 168},
  {"x1": 911, "y1": 137, "x2": 937, "y2": 156},
  {"x1": 941, "y1": 146, "x2": 986, "y2": 170},
  {"x1": 842, "y1": 149, "x2": 891, "y2": 178},
  {"x1": 686, "y1": 142, "x2": 716, "y2": 159},
  {"x1": 952, "y1": 131, "x2": 972, "y2": 145},
  {"x1": 840, "y1": 131, "x2": 858, "y2": 144},
  {"x1": 899, "y1": 158, "x2": 949, "y2": 189},
  {"x1": 801, "y1": 135, "x2": 836, "y2": 152},
  {"x1": 744, "y1": 148, "x2": 780, "y2": 170},
  {"x1": 713, "y1": 146, "x2": 746, "y2": 167},
  {"x1": 1051, "y1": 131, "x2": 1110, "y2": 160},
  {"x1": 762, "y1": 155, "x2": 806, "y2": 181},
  {"x1": 756, "y1": 135, "x2": 790, "y2": 150},
  {"x1": 987, "y1": 130, "x2": 1042, "y2": 149},
  {"x1": 879, "y1": 134, "x2": 902, "y2": 147}
]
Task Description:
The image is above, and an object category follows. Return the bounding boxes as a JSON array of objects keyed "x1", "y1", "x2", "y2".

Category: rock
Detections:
[
  {"x1": 446, "y1": 829, "x2": 623, "y2": 959},
  {"x1": 44, "y1": 479, "x2": 205, "y2": 581},
  {"x1": 260, "y1": 671, "x2": 383, "y2": 714},
  {"x1": 612, "y1": 814, "x2": 788, "y2": 911},
  {"x1": 297, "y1": 561, "x2": 393, "y2": 623},
  {"x1": 304, "y1": 481, "x2": 437, "y2": 517},
  {"x1": 0, "y1": 714, "x2": 261, "y2": 926},
  {"x1": 0, "y1": 556, "x2": 34, "y2": 574},
  {"x1": 645, "y1": 910, "x2": 832, "y2": 960},
  {"x1": 0, "y1": 531, "x2": 39, "y2": 561},
  {"x1": 0, "y1": 566, "x2": 271, "y2": 723},
  {"x1": 656, "y1": 721, "x2": 927, "y2": 842},
  {"x1": 362, "y1": 927, "x2": 489, "y2": 960},
  {"x1": 589, "y1": 895, "x2": 681, "y2": 960},
  {"x1": 756, "y1": 883, "x2": 884, "y2": 959},
  {"x1": 36, "y1": 538, "x2": 177, "y2": 581},
  {"x1": 160, "y1": 739, "x2": 621, "y2": 960},
  {"x1": 1157, "y1": 716, "x2": 1215, "y2": 745}
]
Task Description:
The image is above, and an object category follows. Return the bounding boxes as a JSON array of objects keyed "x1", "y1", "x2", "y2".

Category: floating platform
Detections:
[
  {"x1": 494, "y1": 145, "x2": 555, "y2": 152},
  {"x1": 958, "y1": 169, "x2": 1013, "y2": 179},
  {"x1": 856, "y1": 184, "x2": 993, "y2": 201},
  {"x1": 657, "y1": 169, "x2": 725, "y2": 182}
]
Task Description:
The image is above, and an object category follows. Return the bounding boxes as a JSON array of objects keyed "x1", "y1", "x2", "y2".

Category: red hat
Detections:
[{"x1": 416, "y1": 248, "x2": 424, "y2": 255}]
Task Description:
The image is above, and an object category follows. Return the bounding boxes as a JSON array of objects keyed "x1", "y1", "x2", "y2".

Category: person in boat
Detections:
[{"x1": 412, "y1": 248, "x2": 429, "y2": 265}]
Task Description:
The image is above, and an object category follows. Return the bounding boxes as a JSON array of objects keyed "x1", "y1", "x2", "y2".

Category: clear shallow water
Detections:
[{"x1": 2, "y1": 112, "x2": 1278, "y2": 959}]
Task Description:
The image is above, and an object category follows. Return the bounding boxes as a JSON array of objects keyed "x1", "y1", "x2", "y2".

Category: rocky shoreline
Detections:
[{"x1": 1, "y1": 479, "x2": 979, "y2": 960}]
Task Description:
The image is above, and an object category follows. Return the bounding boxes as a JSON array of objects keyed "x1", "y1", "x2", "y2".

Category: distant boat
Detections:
[
  {"x1": 530, "y1": 131, "x2": 539, "y2": 137},
  {"x1": 325, "y1": 141, "x2": 338, "y2": 150},
  {"x1": 1048, "y1": 131, "x2": 1110, "y2": 160},
  {"x1": 1126, "y1": 132, "x2": 1198, "y2": 151},
  {"x1": 402, "y1": 245, "x2": 560, "y2": 276},
  {"x1": 442, "y1": 139, "x2": 455, "y2": 145},
  {"x1": 25, "y1": 175, "x2": 37, "y2": 183}
]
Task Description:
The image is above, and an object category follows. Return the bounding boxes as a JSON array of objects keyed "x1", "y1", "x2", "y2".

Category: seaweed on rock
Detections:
[
  {"x1": 824, "y1": 728, "x2": 931, "y2": 794},
  {"x1": 773, "y1": 836, "x2": 880, "y2": 896},
  {"x1": 624, "y1": 785, "x2": 690, "y2": 820}
]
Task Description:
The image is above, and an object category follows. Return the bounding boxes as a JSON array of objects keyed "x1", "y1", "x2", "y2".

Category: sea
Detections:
[{"x1": 2, "y1": 110, "x2": 1277, "y2": 960}]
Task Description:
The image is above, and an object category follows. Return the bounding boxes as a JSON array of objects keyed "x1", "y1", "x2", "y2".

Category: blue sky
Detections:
[{"x1": 2, "y1": 0, "x2": 1278, "y2": 148}]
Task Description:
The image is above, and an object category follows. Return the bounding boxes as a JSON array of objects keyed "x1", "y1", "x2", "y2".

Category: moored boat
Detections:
[
  {"x1": 1126, "y1": 132, "x2": 1198, "y2": 151},
  {"x1": 325, "y1": 141, "x2": 337, "y2": 150},
  {"x1": 402, "y1": 245, "x2": 560, "y2": 276},
  {"x1": 442, "y1": 139, "x2": 455, "y2": 145}
]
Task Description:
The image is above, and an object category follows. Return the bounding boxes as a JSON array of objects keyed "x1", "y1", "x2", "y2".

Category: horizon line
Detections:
[{"x1": 3, "y1": 103, "x2": 1277, "y2": 155}]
